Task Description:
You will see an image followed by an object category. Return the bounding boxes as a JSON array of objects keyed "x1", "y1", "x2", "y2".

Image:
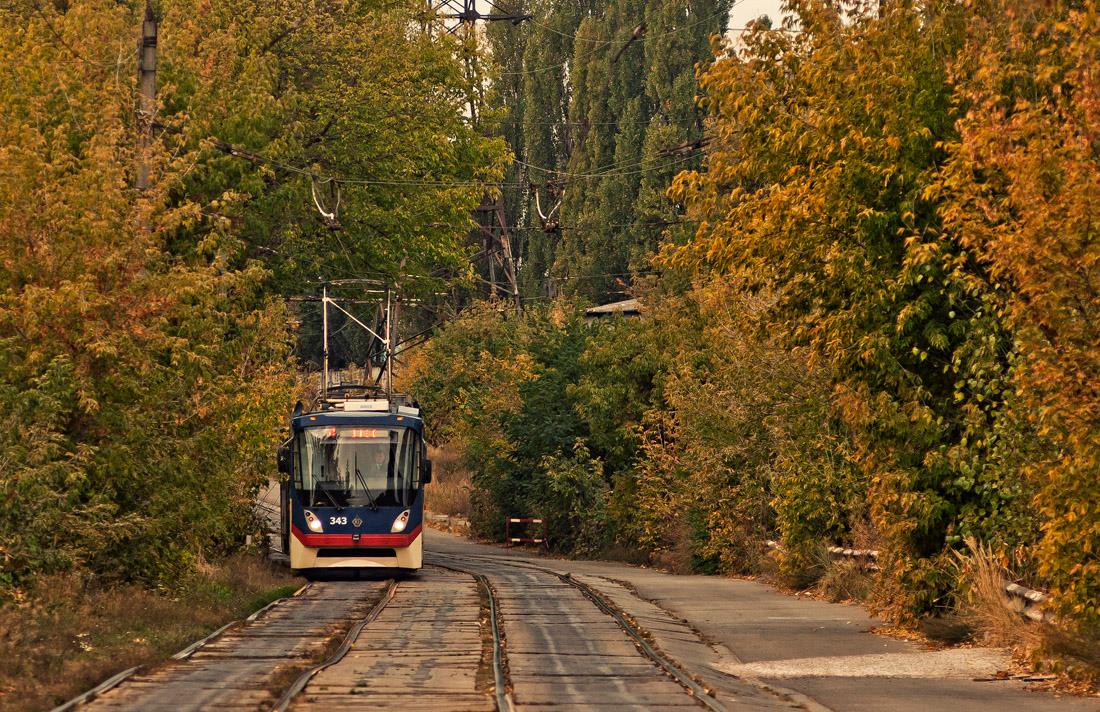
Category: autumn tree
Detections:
[
  {"x1": 0, "y1": 0, "x2": 293, "y2": 585},
  {"x1": 0, "y1": 0, "x2": 506, "y2": 588},
  {"x1": 665, "y1": 0, "x2": 1018, "y2": 618},
  {"x1": 943, "y1": 0, "x2": 1100, "y2": 635}
]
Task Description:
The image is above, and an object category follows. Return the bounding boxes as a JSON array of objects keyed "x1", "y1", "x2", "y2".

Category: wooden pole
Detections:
[
  {"x1": 494, "y1": 197, "x2": 521, "y2": 314},
  {"x1": 136, "y1": 2, "x2": 157, "y2": 191},
  {"x1": 322, "y1": 284, "x2": 330, "y2": 395}
]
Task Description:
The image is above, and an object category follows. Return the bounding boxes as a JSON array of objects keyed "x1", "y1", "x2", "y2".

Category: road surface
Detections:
[{"x1": 71, "y1": 527, "x2": 1099, "y2": 711}]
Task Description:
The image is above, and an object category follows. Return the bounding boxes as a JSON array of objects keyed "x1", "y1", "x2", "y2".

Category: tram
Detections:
[{"x1": 277, "y1": 394, "x2": 432, "y2": 572}]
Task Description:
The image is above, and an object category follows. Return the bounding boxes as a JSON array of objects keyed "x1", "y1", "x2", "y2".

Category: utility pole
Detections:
[
  {"x1": 477, "y1": 196, "x2": 521, "y2": 312},
  {"x1": 428, "y1": 0, "x2": 532, "y2": 32},
  {"x1": 136, "y1": 1, "x2": 157, "y2": 191},
  {"x1": 477, "y1": 202, "x2": 499, "y2": 298},
  {"x1": 322, "y1": 284, "x2": 330, "y2": 396},
  {"x1": 384, "y1": 284, "x2": 395, "y2": 399},
  {"x1": 494, "y1": 196, "x2": 522, "y2": 314},
  {"x1": 389, "y1": 285, "x2": 400, "y2": 399}
]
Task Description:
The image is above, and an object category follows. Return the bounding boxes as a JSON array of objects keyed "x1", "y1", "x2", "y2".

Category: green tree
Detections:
[
  {"x1": 161, "y1": 0, "x2": 508, "y2": 290},
  {"x1": 0, "y1": 0, "x2": 507, "y2": 590},
  {"x1": 943, "y1": 0, "x2": 1100, "y2": 636},
  {"x1": 556, "y1": 0, "x2": 727, "y2": 301},
  {"x1": 666, "y1": 0, "x2": 1012, "y2": 618},
  {"x1": 485, "y1": 0, "x2": 726, "y2": 303}
]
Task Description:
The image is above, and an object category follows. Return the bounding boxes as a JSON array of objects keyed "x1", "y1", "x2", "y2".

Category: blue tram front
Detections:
[{"x1": 277, "y1": 398, "x2": 432, "y2": 572}]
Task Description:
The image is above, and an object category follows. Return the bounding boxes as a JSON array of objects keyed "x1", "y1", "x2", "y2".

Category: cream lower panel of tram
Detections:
[{"x1": 290, "y1": 532, "x2": 423, "y2": 570}]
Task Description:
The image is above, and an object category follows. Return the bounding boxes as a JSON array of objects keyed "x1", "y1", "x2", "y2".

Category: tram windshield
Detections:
[{"x1": 294, "y1": 426, "x2": 420, "y2": 508}]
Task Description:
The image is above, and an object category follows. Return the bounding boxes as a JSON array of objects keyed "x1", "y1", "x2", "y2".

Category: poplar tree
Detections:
[
  {"x1": 486, "y1": 0, "x2": 726, "y2": 302},
  {"x1": 0, "y1": 0, "x2": 506, "y2": 588}
]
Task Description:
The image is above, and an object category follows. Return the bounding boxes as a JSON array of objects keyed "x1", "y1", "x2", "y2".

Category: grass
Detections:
[
  {"x1": 247, "y1": 583, "x2": 304, "y2": 613},
  {"x1": 0, "y1": 553, "x2": 299, "y2": 712},
  {"x1": 953, "y1": 537, "x2": 1040, "y2": 650},
  {"x1": 954, "y1": 536, "x2": 1099, "y2": 691},
  {"x1": 649, "y1": 523, "x2": 697, "y2": 575},
  {"x1": 817, "y1": 558, "x2": 874, "y2": 603},
  {"x1": 425, "y1": 444, "x2": 473, "y2": 517}
]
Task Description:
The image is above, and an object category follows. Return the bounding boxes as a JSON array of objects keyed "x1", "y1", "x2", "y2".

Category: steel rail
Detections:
[
  {"x1": 48, "y1": 666, "x2": 140, "y2": 712},
  {"x1": 50, "y1": 583, "x2": 313, "y2": 712},
  {"x1": 428, "y1": 559, "x2": 514, "y2": 712},
  {"x1": 429, "y1": 551, "x2": 725, "y2": 712},
  {"x1": 555, "y1": 571, "x2": 726, "y2": 712},
  {"x1": 170, "y1": 621, "x2": 238, "y2": 660},
  {"x1": 270, "y1": 578, "x2": 399, "y2": 712}
]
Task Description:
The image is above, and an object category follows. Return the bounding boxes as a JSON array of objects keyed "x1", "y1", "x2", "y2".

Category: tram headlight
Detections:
[
  {"x1": 304, "y1": 510, "x2": 324, "y2": 533},
  {"x1": 391, "y1": 509, "x2": 410, "y2": 533}
]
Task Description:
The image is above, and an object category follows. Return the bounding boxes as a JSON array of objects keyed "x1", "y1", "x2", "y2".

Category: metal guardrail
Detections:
[
  {"x1": 505, "y1": 517, "x2": 548, "y2": 549},
  {"x1": 765, "y1": 540, "x2": 1053, "y2": 622}
]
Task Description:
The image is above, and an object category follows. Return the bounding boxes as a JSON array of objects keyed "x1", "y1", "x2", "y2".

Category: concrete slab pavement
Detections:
[{"x1": 426, "y1": 528, "x2": 1100, "y2": 712}]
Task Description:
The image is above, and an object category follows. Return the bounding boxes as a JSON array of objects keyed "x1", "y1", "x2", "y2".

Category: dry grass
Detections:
[
  {"x1": 952, "y1": 538, "x2": 1100, "y2": 690},
  {"x1": 425, "y1": 444, "x2": 473, "y2": 517},
  {"x1": 597, "y1": 542, "x2": 651, "y2": 566},
  {"x1": 953, "y1": 537, "x2": 1040, "y2": 650},
  {"x1": 650, "y1": 523, "x2": 696, "y2": 575},
  {"x1": 817, "y1": 558, "x2": 874, "y2": 603},
  {"x1": 814, "y1": 519, "x2": 879, "y2": 602},
  {"x1": 1041, "y1": 626, "x2": 1100, "y2": 688},
  {"x1": 0, "y1": 554, "x2": 298, "y2": 712}
]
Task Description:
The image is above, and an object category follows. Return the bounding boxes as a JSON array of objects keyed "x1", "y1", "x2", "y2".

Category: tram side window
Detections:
[{"x1": 407, "y1": 432, "x2": 421, "y2": 488}]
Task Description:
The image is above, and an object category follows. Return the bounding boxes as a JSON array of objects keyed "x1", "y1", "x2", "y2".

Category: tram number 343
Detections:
[{"x1": 329, "y1": 516, "x2": 348, "y2": 525}]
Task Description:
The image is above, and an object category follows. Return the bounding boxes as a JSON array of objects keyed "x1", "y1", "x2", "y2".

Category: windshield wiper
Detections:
[
  {"x1": 354, "y1": 455, "x2": 379, "y2": 511},
  {"x1": 313, "y1": 479, "x2": 343, "y2": 510}
]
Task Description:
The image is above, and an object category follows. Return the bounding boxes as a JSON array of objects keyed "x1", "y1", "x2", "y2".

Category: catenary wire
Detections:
[
  {"x1": 496, "y1": 1, "x2": 746, "y2": 77},
  {"x1": 217, "y1": 140, "x2": 704, "y2": 189}
]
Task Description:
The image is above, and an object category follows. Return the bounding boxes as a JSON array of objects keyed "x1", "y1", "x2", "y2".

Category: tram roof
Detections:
[{"x1": 292, "y1": 407, "x2": 423, "y2": 433}]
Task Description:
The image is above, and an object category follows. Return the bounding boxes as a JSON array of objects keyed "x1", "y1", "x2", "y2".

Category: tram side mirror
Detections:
[
  {"x1": 421, "y1": 459, "x2": 433, "y2": 485},
  {"x1": 277, "y1": 445, "x2": 292, "y2": 475}
]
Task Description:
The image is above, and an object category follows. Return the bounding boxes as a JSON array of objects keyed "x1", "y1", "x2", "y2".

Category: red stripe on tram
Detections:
[{"x1": 291, "y1": 524, "x2": 422, "y2": 548}]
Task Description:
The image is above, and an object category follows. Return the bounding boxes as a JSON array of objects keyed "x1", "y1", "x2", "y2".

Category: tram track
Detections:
[
  {"x1": 57, "y1": 579, "x2": 391, "y2": 712},
  {"x1": 429, "y1": 560, "x2": 514, "y2": 712},
  {"x1": 55, "y1": 546, "x2": 804, "y2": 711},
  {"x1": 427, "y1": 550, "x2": 727, "y2": 711},
  {"x1": 286, "y1": 566, "x2": 497, "y2": 712},
  {"x1": 57, "y1": 566, "x2": 503, "y2": 712},
  {"x1": 272, "y1": 578, "x2": 398, "y2": 711},
  {"x1": 50, "y1": 582, "x2": 312, "y2": 712},
  {"x1": 428, "y1": 548, "x2": 807, "y2": 711},
  {"x1": 429, "y1": 551, "x2": 726, "y2": 709}
]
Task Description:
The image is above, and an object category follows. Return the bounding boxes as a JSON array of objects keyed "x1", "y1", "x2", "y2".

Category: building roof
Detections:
[{"x1": 584, "y1": 298, "x2": 641, "y2": 318}]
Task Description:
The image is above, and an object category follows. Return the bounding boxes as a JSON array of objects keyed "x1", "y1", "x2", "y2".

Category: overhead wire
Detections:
[
  {"x1": 213, "y1": 4, "x2": 729, "y2": 222},
  {"x1": 517, "y1": 144, "x2": 702, "y2": 182},
  {"x1": 496, "y1": 1, "x2": 747, "y2": 77},
  {"x1": 487, "y1": 1, "x2": 616, "y2": 45},
  {"x1": 217, "y1": 139, "x2": 703, "y2": 190},
  {"x1": 495, "y1": 2, "x2": 798, "y2": 45},
  {"x1": 28, "y1": 0, "x2": 128, "y2": 69},
  {"x1": 499, "y1": 117, "x2": 700, "y2": 126}
]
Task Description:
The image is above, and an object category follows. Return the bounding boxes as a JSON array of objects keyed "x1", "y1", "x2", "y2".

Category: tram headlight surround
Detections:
[
  {"x1": 391, "y1": 509, "x2": 410, "y2": 533},
  {"x1": 305, "y1": 510, "x2": 324, "y2": 533}
]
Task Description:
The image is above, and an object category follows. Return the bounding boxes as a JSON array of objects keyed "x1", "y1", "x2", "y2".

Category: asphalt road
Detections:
[
  {"x1": 426, "y1": 528, "x2": 1100, "y2": 712},
  {"x1": 72, "y1": 525, "x2": 1098, "y2": 711}
]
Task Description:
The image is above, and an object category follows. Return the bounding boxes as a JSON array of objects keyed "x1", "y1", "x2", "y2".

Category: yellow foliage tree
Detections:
[{"x1": 943, "y1": 0, "x2": 1100, "y2": 634}]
